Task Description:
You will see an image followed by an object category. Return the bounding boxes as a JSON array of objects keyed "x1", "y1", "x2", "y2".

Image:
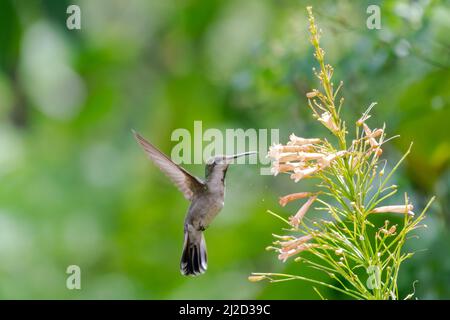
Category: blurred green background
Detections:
[{"x1": 0, "y1": 0, "x2": 449, "y2": 299}]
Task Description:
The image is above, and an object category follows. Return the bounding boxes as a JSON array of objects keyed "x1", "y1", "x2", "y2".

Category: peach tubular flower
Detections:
[
  {"x1": 363, "y1": 123, "x2": 380, "y2": 149},
  {"x1": 318, "y1": 112, "x2": 338, "y2": 132},
  {"x1": 288, "y1": 133, "x2": 321, "y2": 146},
  {"x1": 278, "y1": 152, "x2": 324, "y2": 162},
  {"x1": 279, "y1": 192, "x2": 312, "y2": 207},
  {"x1": 280, "y1": 145, "x2": 315, "y2": 153},
  {"x1": 268, "y1": 145, "x2": 319, "y2": 161},
  {"x1": 267, "y1": 144, "x2": 284, "y2": 159},
  {"x1": 318, "y1": 150, "x2": 346, "y2": 168},
  {"x1": 279, "y1": 234, "x2": 313, "y2": 252},
  {"x1": 371, "y1": 204, "x2": 414, "y2": 216},
  {"x1": 288, "y1": 195, "x2": 318, "y2": 228},
  {"x1": 278, "y1": 243, "x2": 318, "y2": 262},
  {"x1": 366, "y1": 127, "x2": 384, "y2": 156},
  {"x1": 363, "y1": 124, "x2": 383, "y2": 139},
  {"x1": 371, "y1": 128, "x2": 383, "y2": 138},
  {"x1": 363, "y1": 123, "x2": 372, "y2": 136},
  {"x1": 271, "y1": 162, "x2": 299, "y2": 176},
  {"x1": 277, "y1": 153, "x2": 303, "y2": 163},
  {"x1": 296, "y1": 152, "x2": 325, "y2": 161},
  {"x1": 290, "y1": 166, "x2": 319, "y2": 182}
]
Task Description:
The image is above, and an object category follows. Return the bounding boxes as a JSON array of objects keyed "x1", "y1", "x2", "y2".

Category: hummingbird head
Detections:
[{"x1": 205, "y1": 151, "x2": 257, "y2": 181}]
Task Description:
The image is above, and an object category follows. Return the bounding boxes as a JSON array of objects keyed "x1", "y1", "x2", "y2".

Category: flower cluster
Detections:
[
  {"x1": 276, "y1": 234, "x2": 317, "y2": 262},
  {"x1": 355, "y1": 109, "x2": 385, "y2": 158},
  {"x1": 268, "y1": 133, "x2": 346, "y2": 183},
  {"x1": 250, "y1": 6, "x2": 434, "y2": 300}
]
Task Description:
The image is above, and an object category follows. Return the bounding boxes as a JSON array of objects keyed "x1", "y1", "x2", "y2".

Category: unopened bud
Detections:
[
  {"x1": 306, "y1": 91, "x2": 318, "y2": 99},
  {"x1": 248, "y1": 275, "x2": 265, "y2": 282}
]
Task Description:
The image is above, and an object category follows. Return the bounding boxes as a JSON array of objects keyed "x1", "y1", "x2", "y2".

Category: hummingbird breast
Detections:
[{"x1": 185, "y1": 188, "x2": 225, "y2": 231}]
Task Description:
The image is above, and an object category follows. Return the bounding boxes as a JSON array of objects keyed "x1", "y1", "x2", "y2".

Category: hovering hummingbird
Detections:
[{"x1": 133, "y1": 130, "x2": 256, "y2": 276}]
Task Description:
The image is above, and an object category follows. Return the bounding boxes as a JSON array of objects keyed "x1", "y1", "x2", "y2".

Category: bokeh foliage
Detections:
[{"x1": 0, "y1": 0, "x2": 448, "y2": 299}]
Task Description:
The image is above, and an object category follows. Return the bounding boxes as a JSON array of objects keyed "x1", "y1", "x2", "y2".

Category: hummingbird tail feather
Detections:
[{"x1": 180, "y1": 230, "x2": 207, "y2": 276}]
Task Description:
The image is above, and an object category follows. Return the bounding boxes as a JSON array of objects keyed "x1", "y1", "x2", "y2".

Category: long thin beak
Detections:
[{"x1": 223, "y1": 151, "x2": 257, "y2": 163}]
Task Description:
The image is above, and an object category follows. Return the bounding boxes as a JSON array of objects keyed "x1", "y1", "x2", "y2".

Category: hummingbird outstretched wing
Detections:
[{"x1": 133, "y1": 130, "x2": 205, "y2": 201}]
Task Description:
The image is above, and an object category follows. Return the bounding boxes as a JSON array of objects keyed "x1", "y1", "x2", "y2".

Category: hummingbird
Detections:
[{"x1": 133, "y1": 130, "x2": 256, "y2": 276}]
